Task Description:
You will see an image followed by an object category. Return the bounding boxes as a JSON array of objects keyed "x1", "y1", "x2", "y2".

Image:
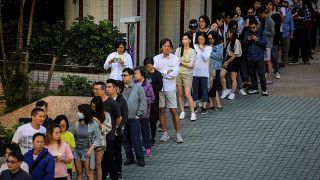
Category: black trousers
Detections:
[
  {"x1": 248, "y1": 60, "x2": 266, "y2": 91},
  {"x1": 114, "y1": 135, "x2": 123, "y2": 174},
  {"x1": 102, "y1": 139, "x2": 117, "y2": 180},
  {"x1": 149, "y1": 101, "x2": 159, "y2": 140},
  {"x1": 292, "y1": 28, "x2": 310, "y2": 62}
]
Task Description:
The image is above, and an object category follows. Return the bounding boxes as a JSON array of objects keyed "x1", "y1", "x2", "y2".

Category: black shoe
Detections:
[
  {"x1": 137, "y1": 159, "x2": 145, "y2": 167},
  {"x1": 157, "y1": 124, "x2": 163, "y2": 132},
  {"x1": 309, "y1": 55, "x2": 313, "y2": 59},
  {"x1": 151, "y1": 138, "x2": 155, "y2": 146},
  {"x1": 118, "y1": 172, "x2": 123, "y2": 180},
  {"x1": 200, "y1": 108, "x2": 208, "y2": 115},
  {"x1": 304, "y1": 61, "x2": 311, "y2": 65},
  {"x1": 194, "y1": 107, "x2": 197, "y2": 113},
  {"x1": 288, "y1": 60, "x2": 299, "y2": 65},
  {"x1": 124, "y1": 159, "x2": 135, "y2": 165}
]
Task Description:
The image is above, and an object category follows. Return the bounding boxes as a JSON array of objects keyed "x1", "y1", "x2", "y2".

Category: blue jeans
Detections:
[
  {"x1": 123, "y1": 118, "x2": 144, "y2": 160},
  {"x1": 271, "y1": 44, "x2": 280, "y2": 74},
  {"x1": 192, "y1": 76, "x2": 208, "y2": 102},
  {"x1": 140, "y1": 118, "x2": 151, "y2": 149}
]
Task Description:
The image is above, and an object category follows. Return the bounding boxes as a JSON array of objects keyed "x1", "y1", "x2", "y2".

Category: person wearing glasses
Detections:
[
  {"x1": 0, "y1": 151, "x2": 32, "y2": 180},
  {"x1": 104, "y1": 39, "x2": 133, "y2": 81},
  {"x1": 0, "y1": 144, "x2": 29, "y2": 175},
  {"x1": 243, "y1": 18, "x2": 268, "y2": 96}
]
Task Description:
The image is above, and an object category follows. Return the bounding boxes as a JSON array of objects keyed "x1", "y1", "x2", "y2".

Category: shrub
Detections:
[
  {"x1": 0, "y1": 122, "x2": 23, "y2": 156},
  {"x1": 58, "y1": 75, "x2": 92, "y2": 96}
]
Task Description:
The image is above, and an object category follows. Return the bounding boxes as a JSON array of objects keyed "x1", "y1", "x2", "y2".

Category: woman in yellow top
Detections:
[
  {"x1": 54, "y1": 115, "x2": 76, "y2": 179},
  {"x1": 175, "y1": 32, "x2": 197, "y2": 121}
]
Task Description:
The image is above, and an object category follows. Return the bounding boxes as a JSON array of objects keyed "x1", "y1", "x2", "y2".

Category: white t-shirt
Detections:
[{"x1": 12, "y1": 123, "x2": 47, "y2": 154}]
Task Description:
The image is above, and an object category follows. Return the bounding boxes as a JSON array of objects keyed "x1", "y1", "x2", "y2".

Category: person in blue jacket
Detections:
[
  {"x1": 243, "y1": 18, "x2": 269, "y2": 96},
  {"x1": 24, "y1": 133, "x2": 55, "y2": 180}
]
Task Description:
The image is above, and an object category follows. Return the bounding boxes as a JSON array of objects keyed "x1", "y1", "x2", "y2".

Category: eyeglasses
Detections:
[
  {"x1": 121, "y1": 74, "x2": 129, "y2": 77},
  {"x1": 249, "y1": 26, "x2": 256, "y2": 30},
  {"x1": 6, "y1": 160, "x2": 18, "y2": 164}
]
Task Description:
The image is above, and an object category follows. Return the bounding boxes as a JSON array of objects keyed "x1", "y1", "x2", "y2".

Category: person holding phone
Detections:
[{"x1": 104, "y1": 39, "x2": 133, "y2": 80}]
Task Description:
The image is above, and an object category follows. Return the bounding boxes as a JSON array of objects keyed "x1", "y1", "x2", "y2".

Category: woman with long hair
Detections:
[
  {"x1": 45, "y1": 124, "x2": 73, "y2": 180},
  {"x1": 220, "y1": 28, "x2": 242, "y2": 100},
  {"x1": 208, "y1": 31, "x2": 223, "y2": 111},
  {"x1": 175, "y1": 32, "x2": 197, "y2": 121},
  {"x1": 69, "y1": 104, "x2": 100, "y2": 180},
  {"x1": 192, "y1": 31, "x2": 212, "y2": 115},
  {"x1": 54, "y1": 115, "x2": 75, "y2": 179},
  {"x1": 90, "y1": 96, "x2": 112, "y2": 180}
]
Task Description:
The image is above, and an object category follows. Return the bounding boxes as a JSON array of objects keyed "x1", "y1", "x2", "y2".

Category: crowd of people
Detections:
[{"x1": 0, "y1": 0, "x2": 319, "y2": 179}]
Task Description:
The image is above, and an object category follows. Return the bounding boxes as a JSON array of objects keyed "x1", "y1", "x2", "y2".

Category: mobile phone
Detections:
[{"x1": 114, "y1": 57, "x2": 121, "y2": 63}]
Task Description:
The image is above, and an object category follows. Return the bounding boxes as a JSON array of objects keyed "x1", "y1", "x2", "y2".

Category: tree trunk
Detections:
[
  {"x1": 79, "y1": 0, "x2": 83, "y2": 18},
  {"x1": 23, "y1": 0, "x2": 36, "y2": 74},
  {"x1": 44, "y1": 56, "x2": 56, "y2": 95},
  {"x1": 0, "y1": 4, "x2": 6, "y2": 61},
  {"x1": 18, "y1": 0, "x2": 24, "y2": 51}
]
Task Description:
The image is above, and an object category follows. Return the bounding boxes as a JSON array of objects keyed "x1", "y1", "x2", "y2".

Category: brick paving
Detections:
[{"x1": 123, "y1": 95, "x2": 320, "y2": 179}]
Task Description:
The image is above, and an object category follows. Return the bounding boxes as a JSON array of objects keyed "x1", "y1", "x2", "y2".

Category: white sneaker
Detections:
[
  {"x1": 262, "y1": 91, "x2": 269, "y2": 96},
  {"x1": 179, "y1": 112, "x2": 185, "y2": 119},
  {"x1": 227, "y1": 93, "x2": 235, "y2": 100},
  {"x1": 160, "y1": 132, "x2": 169, "y2": 142},
  {"x1": 190, "y1": 113, "x2": 197, "y2": 121},
  {"x1": 275, "y1": 72, "x2": 280, "y2": 79},
  {"x1": 220, "y1": 89, "x2": 230, "y2": 99},
  {"x1": 239, "y1": 88, "x2": 247, "y2": 96},
  {"x1": 175, "y1": 133, "x2": 184, "y2": 143}
]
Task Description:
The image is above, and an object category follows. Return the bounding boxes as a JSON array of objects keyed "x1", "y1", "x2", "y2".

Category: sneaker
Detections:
[
  {"x1": 227, "y1": 93, "x2": 235, "y2": 100},
  {"x1": 194, "y1": 107, "x2": 197, "y2": 113},
  {"x1": 190, "y1": 112, "x2": 197, "y2": 121},
  {"x1": 262, "y1": 91, "x2": 269, "y2": 96},
  {"x1": 220, "y1": 89, "x2": 230, "y2": 99},
  {"x1": 145, "y1": 148, "x2": 152, "y2": 157},
  {"x1": 137, "y1": 159, "x2": 145, "y2": 167},
  {"x1": 124, "y1": 159, "x2": 135, "y2": 165},
  {"x1": 239, "y1": 88, "x2": 247, "y2": 96},
  {"x1": 157, "y1": 124, "x2": 163, "y2": 132},
  {"x1": 200, "y1": 107, "x2": 208, "y2": 115},
  {"x1": 275, "y1": 72, "x2": 280, "y2": 79},
  {"x1": 266, "y1": 80, "x2": 273, "y2": 85},
  {"x1": 179, "y1": 112, "x2": 185, "y2": 119},
  {"x1": 160, "y1": 132, "x2": 169, "y2": 142},
  {"x1": 175, "y1": 133, "x2": 184, "y2": 143},
  {"x1": 248, "y1": 89, "x2": 259, "y2": 94}
]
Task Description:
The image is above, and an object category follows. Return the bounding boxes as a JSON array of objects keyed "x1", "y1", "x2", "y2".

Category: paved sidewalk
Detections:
[{"x1": 122, "y1": 53, "x2": 320, "y2": 179}]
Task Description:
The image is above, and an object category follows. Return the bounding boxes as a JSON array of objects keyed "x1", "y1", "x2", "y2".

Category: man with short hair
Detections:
[
  {"x1": 35, "y1": 100, "x2": 54, "y2": 129},
  {"x1": 0, "y1": 151, "x2": 32, "y2": 180},
  {"x1": 12, "y1": 108, "x2": 47, "y2": 154},
  {"x1": 153, "y1": 38, "x2": 183, "y2": 143},
  {"x1": 106, "y1": 79, "x2": 128, "y2": 179},
  {"x1": 24, "y1": 133, "x2": 55, "y2": 180},
  {"x1": 0, "y1": 144, "x2": 29, "y2": 174},
  {"x1": 121, "y1": 68, "x2": 147, "y2": 167},
  {"x1": 93, "y1": 81, "x2": 122, "y2": 180}
]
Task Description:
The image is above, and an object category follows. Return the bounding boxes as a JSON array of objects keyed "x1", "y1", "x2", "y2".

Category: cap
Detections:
[{"x1": 189, "y1": 19, "x2": 198, "y2": 29}]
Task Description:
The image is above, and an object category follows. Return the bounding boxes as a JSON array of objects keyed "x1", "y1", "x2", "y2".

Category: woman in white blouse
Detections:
[
  {"x1": 192, "y1": 32, "x2": 212, "y2": 115},
  {"x1": 104, "y1": 39, "x2": 133, "y2": 80},
  {"x1": 175, "y1": 33, "x2": 197, "y2": 121}
]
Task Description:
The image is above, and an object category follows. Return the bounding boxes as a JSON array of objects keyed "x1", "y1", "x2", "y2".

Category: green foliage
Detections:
[
  {"x1": 58, "y1": 75, "x2": 93, "y2": 96},
  {"x1": 64, "y1": 16, "x2": 123, "y2": 69},
  {"x1": 0, "y1": 122, "x2": 23, "y2": 156}
]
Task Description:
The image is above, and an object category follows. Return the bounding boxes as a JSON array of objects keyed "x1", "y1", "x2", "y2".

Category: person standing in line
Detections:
[
  {"x1": 175, "y1": 33, "x2": 197, "y2": 121},
  {"x1": 134, "y1": 67, "x2": 155, "y2": 157},
  {"x1": 69, "y1": 104, "x2": 100, "y2": 180},
  {"x1": 121, "y1": 68, "x2": 147, "y2": 166},
  {"x1": 104, "y1": 39, "x2": 133, "y2": 80},
  {"x1": 220, "y1": 28, "x2": 242, "y2": 100},
  {"x1": 24, "y1": 133, "x2": 55, "y2": 180},
  {"x1": 0, "y1": 144, "x2": 29, "y2": 174},
  {"x1": 92, "y1": 81, "x2": 121, "y2": 180},
  {"x1": 90, "y1": 96, "x2": 112, "y2": 180},
  {"x1": 153, "y1": 38, "x2": 183, "y2": 143},
  {"x1": 281, "y1": 0, "x2": 295, "y2": 67},
  {"x1": 186, "y1": 19, "x2": 199, "y2": 45},
  {"x1": 198, "y1": 15, "x2": 211, "y2": 34},
  {"x1": 0, "y1": 151, "x2": 32, "y2": 180},
  {"x1": 106, "y1": 79, "x2": 128, "y2": 179},
  {"x1": 45, "y1": 125, "x2": 73, "y2": 180},
  {"x1": 54, "y1": 115, "x2": 75, "y2": 179},
  {"x1": 208, "y1": 31, "x2": 223, "y2": 111},
  {"x1": 12, "y1": 108, "x2": 46, "y2": 155},
  {"x1": 192, "y1": 32, "x2": 212, "y2": 114},
  {"x1": 143, "y1": 57, "x2": 163, "y2": 146}
]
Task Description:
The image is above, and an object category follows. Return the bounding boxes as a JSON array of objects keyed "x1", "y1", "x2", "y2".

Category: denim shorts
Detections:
[{"x1": 74, "y1": 149, "x2": 88, "y2": 161}]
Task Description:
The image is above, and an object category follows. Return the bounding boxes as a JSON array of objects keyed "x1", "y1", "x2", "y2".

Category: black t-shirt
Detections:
[
  {"x1": 102, "y1": 97, "x2": 121, "y2": 141},
  {"x1": 115, "y1": 95, "x2": 128, "y2": 135},
  {"x1": 146, "y1": 69, "x2": 163, "y2": 102},
  {"x1": 0, "y1": 169, "x2": 32, "y2": 180}
]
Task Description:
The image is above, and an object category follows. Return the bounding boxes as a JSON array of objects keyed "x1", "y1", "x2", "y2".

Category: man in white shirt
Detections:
[
  {"x1": 153, "y1": 38, "x2": 183, "y2": 143},
  {"x1": 12, "y1": 108, "x2": 46, "y2": 154}
]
